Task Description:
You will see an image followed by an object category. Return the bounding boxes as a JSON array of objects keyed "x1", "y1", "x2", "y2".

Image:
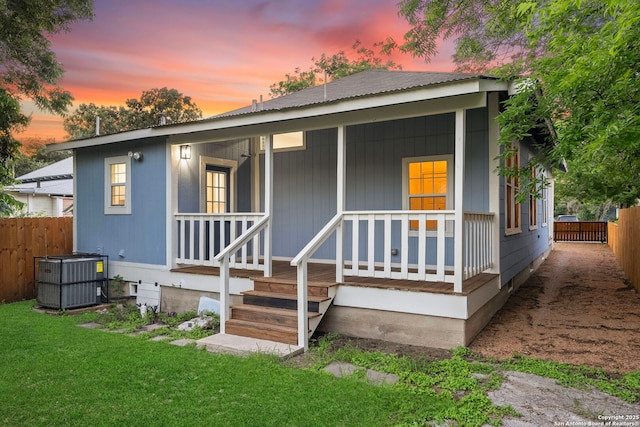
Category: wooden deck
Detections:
[{"x1": 171, "y1": 260, "x2": 497, "y2": 296}]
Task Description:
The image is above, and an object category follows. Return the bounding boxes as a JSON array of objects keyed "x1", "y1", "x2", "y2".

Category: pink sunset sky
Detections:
[{"x1": 19, "y1": 0, "x2": 455, "y2": 142}]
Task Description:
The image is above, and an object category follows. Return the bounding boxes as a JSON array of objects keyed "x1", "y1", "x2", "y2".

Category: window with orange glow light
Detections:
[{"x1": 403, "y1": 156, "x2": 452, "y2": 232}]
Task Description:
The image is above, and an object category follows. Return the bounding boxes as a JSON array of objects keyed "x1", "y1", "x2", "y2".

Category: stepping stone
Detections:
[
  {"x1": 197, "y1": 334, "x2": 303, "y2": 358},
  {"x1": 323, "y1": 361, "x2": 398, "y2": 386},
  {"x1": 141, "y1": 323, "x2": 166, "y2": 332},
  {"x1": 169, "y1": 339, "x2": 196, "y2": 347},
  {"x1": 150, "y1": 335, "x2": 170, "y2": 341},
  {"x1": 129, "y1": 324, "x2": 167, "y2": 336},
  {"x1": 77, "y1": 322, "x2": 101, "y2": 329}
]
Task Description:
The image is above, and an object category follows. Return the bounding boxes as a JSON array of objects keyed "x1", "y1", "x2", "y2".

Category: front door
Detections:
[
  {"x1": 205, "y1": 165, "x2": 230, "y2": 214},
  {"x1": 205, "y1": 165, "x2": 231, "y2": 257}
]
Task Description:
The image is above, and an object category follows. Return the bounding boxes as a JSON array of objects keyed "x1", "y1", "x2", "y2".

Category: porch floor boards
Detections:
[{"x1": 171, "y1": 261, "x2": 497, "y2": 296}]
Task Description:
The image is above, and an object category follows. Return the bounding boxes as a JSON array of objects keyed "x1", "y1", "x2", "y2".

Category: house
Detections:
[
  {"x1": 51, "y1": 70, "x2": 555, "y2": 351},
  {"x1": 6, "y1": 157, "x2": 74, "y2": 217}
]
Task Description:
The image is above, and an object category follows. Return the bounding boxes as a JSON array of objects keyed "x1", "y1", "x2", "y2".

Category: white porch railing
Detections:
[
  {"x1": 213, "y1": 215, "x2": 271, "y2": 334},
  {"x1": 290, "y1": 213, "x2": 344, "y2": 350},
  {"x1": 175, "y1": 213, "x2": 265, "y2": 270},
  {"x1": 342, "y1": 210, "x2": 456, "y2": 283},
  {"x1": 464, "y1": 212, "x2": 495, "y2": 279},
  {"x1": 290, "y1": 210, "x2": 495, "y2": 349}
]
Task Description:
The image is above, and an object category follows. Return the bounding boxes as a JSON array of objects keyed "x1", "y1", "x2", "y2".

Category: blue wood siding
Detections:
[
  {"x1": 265, "y1": 109, "x2": 490, "y2": 262},
  {"x1": 75, "y1": 137, "x2": 167, "y2": 265},
  {"x1": 464, "y1": 107, "x2": 489, "y2": 212},
  {"x1": 177, "y1": 139, "x2": 252, "y2": 213},
  {"x1": 268, "y1": 128, "x2": 339, "y2": 260},
  {"x1": 499, "y1": 142, "x2": 552, "y2": 285}
]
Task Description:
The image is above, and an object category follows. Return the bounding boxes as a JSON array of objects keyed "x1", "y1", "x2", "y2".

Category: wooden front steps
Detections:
[{"x1": 225, "y1": 277, "x2": 337, "y2": 345}]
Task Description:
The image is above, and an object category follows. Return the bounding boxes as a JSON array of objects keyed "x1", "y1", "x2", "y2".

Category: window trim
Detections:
[
  {"x1": 402, "y1": 155, "x2": 454, "y2": 236},
  {"x1": 541, "y1": 179, "x2": 549, "y2": 227},
  {"x1": 259, "y1": 131, "x2": 306, "y2": 153},
  {"x1": 199, "y1": 156, "x2": 237, "y2": 213},
  {"x1": 504, "y1": 143, "x2": 521, "y2": 235},
  {"x1": 104, "y1": 155, "x2": 131, "y2": 215},
  {"x1": 529, "y1": 164, "x2": 539, "y2": 231}
]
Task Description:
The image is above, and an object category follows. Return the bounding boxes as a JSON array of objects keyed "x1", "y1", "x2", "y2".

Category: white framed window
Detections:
[
  {"x1": 199, "y1": 156, "x2": 237, "y2": 213},
  {"x1": 260, "y1": 131, "x2": 305, "y2": 152},
  {"x1": 505, "y1": 143, "x2": 521, "y2": 235},
  {"x1": 104, "y1": 155, "x2": 131, "y2": 215},
  {"x1": 402, "y1": 155, "x2": 453, "y2": 233}
]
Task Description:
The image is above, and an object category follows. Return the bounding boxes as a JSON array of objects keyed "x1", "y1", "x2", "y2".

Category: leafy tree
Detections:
[
  {"x1": 63, "y1": 87, "x2": 203, "y2": 139},
  {"x1": 0, "y1": 0, "x2": 93, "y2": 215},
  {"x1": 270, "y1": 40, "x2": 402, "y2": 97},
  {"x1": 390, "y1": 0, "x2": 640, "y2": 207}
]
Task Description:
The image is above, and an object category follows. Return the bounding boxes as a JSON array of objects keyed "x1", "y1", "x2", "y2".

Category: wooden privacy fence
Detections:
[
  {"x1": 608, "y1": 207, "x2": 640, "y2": 292},
  {"x1": 554, "y1": 221, "x2": 607, "y2": 242},
  {"x1": 0, "y1": 217, "x2": 73, "y2": 303}
]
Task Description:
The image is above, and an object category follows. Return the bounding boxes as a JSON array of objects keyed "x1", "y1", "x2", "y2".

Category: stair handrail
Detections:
[
  {"x1": 290, "y1": 213, "x2": 344, "y2": 350},
  {"x1": 214, "y1": 214, "x2": 270, "y2": 334}
]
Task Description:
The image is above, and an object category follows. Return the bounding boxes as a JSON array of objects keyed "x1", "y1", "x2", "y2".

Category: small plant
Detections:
[
  {"x1": 109, "y1": 275, "x2": 126, "y2": 298},
  {"x1": 90, "y1": 305, "x2": 219, "y2": 341}
]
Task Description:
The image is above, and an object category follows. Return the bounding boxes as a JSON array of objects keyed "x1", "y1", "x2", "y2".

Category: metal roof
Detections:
[
  {"x1": 6, "y1": 179, "x2": 73, "y2": 197},
  {"x1": 5, "y1": 157, "x2": 74, "y2": 196},
  {"x1": 48, "y1": 70, "x2": 504, "y2": 150},
  {"x1": 215, "y1": 70, "x2": 494, "y2": 118},
  {"x1": 16, "y1": 157, "x2": 73, "y2": 182}
]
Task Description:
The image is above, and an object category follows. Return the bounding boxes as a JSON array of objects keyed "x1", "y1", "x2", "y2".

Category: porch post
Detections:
[
  {"x1": 336, "y1": 125, "x2": 346, "y2": 282},
  {"x1": 166, "y1": 144, "x2": 179, "y2": 269},
  {"x1": 487, "y1": 93, "x2": 501, "y2": 275},
  {"x1": 264, "y1": 135, "x2": 273, "y2": 277},
  {"x1": 220, "y1": 257, "x2": 229, "y2": 333},
  {"x1": 454, "y1": 109, "x2": 466, "y2": 293}
]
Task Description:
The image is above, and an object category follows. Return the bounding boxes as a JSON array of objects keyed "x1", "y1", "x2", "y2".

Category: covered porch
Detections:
[{"x1": 167, "y1": 91, "x2": 504, "y2": 351}]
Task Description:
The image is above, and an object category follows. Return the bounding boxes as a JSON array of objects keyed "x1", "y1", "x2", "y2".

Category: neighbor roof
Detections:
[
  {"x1": 17, "y1": 157, "x2": 73, "y2": 183},
  {"x1": 5, "y1": 157, "x2": 73, "y2": 196}
]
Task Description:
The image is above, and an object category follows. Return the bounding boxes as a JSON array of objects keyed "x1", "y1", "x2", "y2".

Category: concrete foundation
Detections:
[
  {"x1": 317, "y1": 306, "x2": 467, "y2": 349},
  {"x1": 318, "y1": 247, "x2": 552, "y2": 349},
  {"x1": 160, "y1": 286, "x2": 242, "y2": 314}
]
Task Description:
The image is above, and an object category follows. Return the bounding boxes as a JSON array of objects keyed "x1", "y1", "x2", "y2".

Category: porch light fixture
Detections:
[
  {"x1": 128, "y1": 151, "x2": 143, "y2": 161},
  {"x1": 180, "y1": 145, "x2": 191, "y2": 160}
]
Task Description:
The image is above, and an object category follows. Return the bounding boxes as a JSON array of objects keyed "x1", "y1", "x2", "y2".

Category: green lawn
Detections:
[
  {"x1": 3, "y1": 301, "x2": 637, "y2": 427},
  {"x1": 0, "y1": 301, "x2": 449, "y2": 426}
]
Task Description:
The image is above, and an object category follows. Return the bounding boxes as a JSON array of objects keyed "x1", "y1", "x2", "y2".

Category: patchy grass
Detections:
[
  {"x1": 315, "y1": 340, "x2": 517, "y2": 426},
  {"x1": 502, "y1": 353, "x2": 640, "y2": 403},
  {"x1": 4, "y1": 301, "x2": 638, "y2": 427}
]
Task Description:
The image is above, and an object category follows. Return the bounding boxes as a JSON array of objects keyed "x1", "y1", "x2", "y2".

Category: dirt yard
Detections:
[
  {"x1": 322, "y1": 242, "x2": 640, "y2": 374},
  {"x1": 314, "y1": 243, "x2": 640, "y2": 425},
  {"x1": 470, "y1": 242, "x2": 640, "y2": 374}
]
